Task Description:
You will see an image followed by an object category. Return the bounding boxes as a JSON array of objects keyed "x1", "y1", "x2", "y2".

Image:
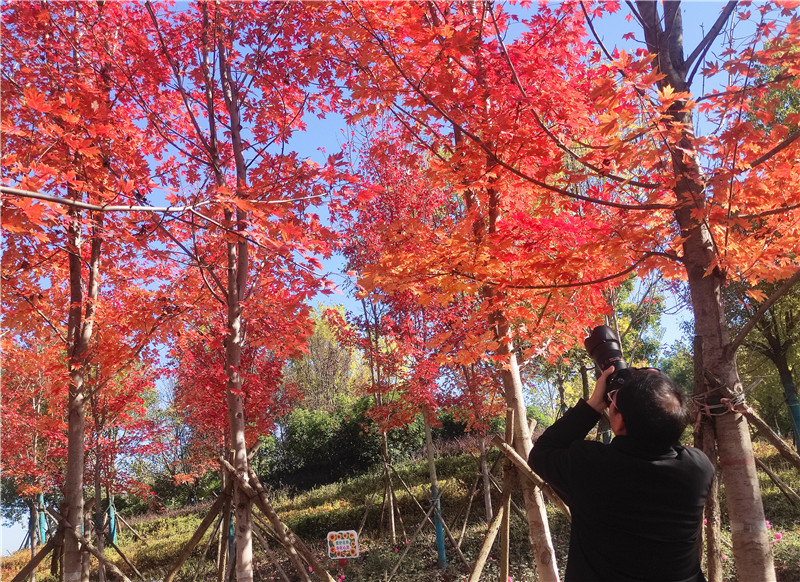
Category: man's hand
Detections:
[{"x1": 587, "y1": 366, "x2": 615, "y2": 414}]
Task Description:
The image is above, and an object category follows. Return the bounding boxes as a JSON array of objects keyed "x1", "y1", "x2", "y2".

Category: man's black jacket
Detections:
[{"x1": 529, "y1": 399, "x2": 714, "y2": 582}]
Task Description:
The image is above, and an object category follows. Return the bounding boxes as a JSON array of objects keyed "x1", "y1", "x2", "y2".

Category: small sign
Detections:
[{"x1": 327, "y1": 530, "x2": 359, "y2": 559}]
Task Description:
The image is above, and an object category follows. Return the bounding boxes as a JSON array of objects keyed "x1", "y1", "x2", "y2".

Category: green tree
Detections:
[
  {"x1": 725, "y1": 281, "x2": 800, "y2": 450},
  {"x1": 283, "y1": 306, "x2": 368, "y2": 413}
]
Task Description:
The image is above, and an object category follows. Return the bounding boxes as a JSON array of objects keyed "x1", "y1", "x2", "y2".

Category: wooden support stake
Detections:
[
  {"x1": 11, "y1": 533, "x2": 59, "y2": 582},
  {"x1": 164, "y1": 494, "x2": 228, "y2": 582},
  {"x1": 247, "y1": 466, "x2": 330, "y2": 582},
  {"x1": 114, "y1": 512, "x2": 146, "y2": 542},
  {"x1": 46, "y1": 509, "x2": 132, "y2": 582},
  {"x1": 253, "y1": 523, "x2": 292, "y2": 582},
  {"x1": 755, "y1": 457, "x2": 800, "y2": 507},
  {"x1": 500, "y1": 408, "x2": 514, "y2": 582},
  {"x1": 387, "y1": 464, "x2": 469, "y2": 568},
  {"x1": 218, "y1": 475, "x2": 233, "y2": 582},
  {"x1": 456, "y1": 474, "x2": 479, "y2": 547},
  {"x1": 386, "y1": 504, "x2": 436, "y2": 582},
  {"x1": 466, "y1": 484, "x2": 513, "y2": 582},
  {"x1": 193, "y1": 514, "x2": 224, "y2": 582},
  {"x1": 743, "y1": 408, "x2": 800, "y2": 473},
  {"x1": 108, "y1": 539, "x2": 146, "y2": 581},
  {"x1": 491, "y1": 435, "x2": 571, "y2": 520}
]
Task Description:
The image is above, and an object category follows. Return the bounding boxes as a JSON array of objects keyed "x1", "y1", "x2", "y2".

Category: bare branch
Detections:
[
  {"x1": 581, "y1": 1, "x2": 616, "y2": 63},
  {"x1": 2, "y1": 185, "x2": 325, "y2": 212},
  {"x1": 686, "y1": 1, "x2": 738, "y2": 86},
  {"x1": 738, "y1": 201, "x2": 800, "y2": 221}
]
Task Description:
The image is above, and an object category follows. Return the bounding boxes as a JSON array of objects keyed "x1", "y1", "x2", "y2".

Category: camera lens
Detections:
[{"x1": 584, "y1": 325, "x2": 628, "y2": 376}]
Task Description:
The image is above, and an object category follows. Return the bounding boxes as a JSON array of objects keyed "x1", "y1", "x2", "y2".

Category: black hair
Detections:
[{"x1": 614, "y1": 368, "x2": 690, "y2": 448}]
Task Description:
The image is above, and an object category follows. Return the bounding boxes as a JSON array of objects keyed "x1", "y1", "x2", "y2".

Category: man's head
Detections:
[{"x1": 611, "y1": 368, "x2": 690, "y2": 448}]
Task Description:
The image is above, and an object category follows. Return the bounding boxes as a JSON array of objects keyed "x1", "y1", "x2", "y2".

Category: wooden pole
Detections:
[
  {"x1": 229, "y1": 463, "x2": 335, "y2": 582},
  {"x1": 491, "y1": 435, "x2": 571, "y2": 519},
  {"x1": 387, "y1": 465, "x2": 469, "y2": 567},
  {"x1": 466, "y1": 485, "x2": 513, "y2": 582},
  {"x1": 755, "y1": 457, "x2": 800, "y2": 507},
  {"x1": 253, "y1": 523, "x2": 292, "y2": 582},
  {"x1": 499, "y1": 408, "x2": 514, "y2": 582},
  {"x1": 114, "y1": 512, "x2": 146, "y2": 543},
  {"x1": 11, "y1": 534, "x2": 58, "y2": 582},
  {"x1": 743, "y1": 408, "x2": 800, "y2": 472},
  {"x1": 164, "y1": 494, "x2": 228, "y2": 582},
  {"x1": 108, "y1": 539, "x2": 146, "y2": 581},
  {"x1": 193, "y1": 514, "x2": 224, "y2": 582},
  {"x1": 694, "y1": 335, "x2": 722, "y2": 582},
  {"x1": 456, "y1": 474, "x2": 479, "y2": 547},
  {"x1": 386, "y1": 504, "x2": 436, "y2": 582},
  {"x1": 46, "y1": 509, "x2": 132, "y2": 582},
  {"x1": 218, "y1": 470, "x2": 233, "y2": 582}
]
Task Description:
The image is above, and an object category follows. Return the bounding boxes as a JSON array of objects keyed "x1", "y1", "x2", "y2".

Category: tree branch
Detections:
[
  {"x1": 749, "y1": 128, "x2": 800, "y2": 169},
  {"x1": 728, "y1": 268, "x2": 800, "y2": 357},
  {"x1": 686, "y1": 1, "x2": 738, "y2": 86},
  {"x1": 440, "y1": 251, "x2": 679, "y2": 291},
  {"x1": 491, "y1": 4, "x2": 658, "y2": 190},
  {"x1": 351, "y1": 6, "x2": 673, "y2": 212},
  {"x1": 1, "y1": 186, "x2": 212, "y2": 213}
]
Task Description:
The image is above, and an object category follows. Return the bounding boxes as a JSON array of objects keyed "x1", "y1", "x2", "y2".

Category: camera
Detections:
[{"x1": 584, "y1": 325, "x2": 629, "y2": 393}]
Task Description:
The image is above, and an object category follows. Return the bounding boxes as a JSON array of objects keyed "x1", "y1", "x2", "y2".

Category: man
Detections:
[{"x1": 529, "y1": 365, "x2": 714, "y2": 582}]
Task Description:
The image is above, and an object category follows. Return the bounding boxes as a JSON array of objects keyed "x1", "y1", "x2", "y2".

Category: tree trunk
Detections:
[
  {"x1": 676, "y1": 150, "x2": 774, "y2": 578},
  {"x1": 636, "y1": 2, "x2": 776, "y2": 577},
  {"x1": 493, "y1": 312, "x2": 559, "y2": 582},
  {"x1": 380, "y1": 431, "x2": 397, "y2": 544},
  {"x1": 694, "y1": 336, "x2": 722, "y2": 582},
  {"x1": 94, "y1": 439, "x2": 106, "y2": 582},
  {"x1": 63, "y1": 208, "x2": 103, "y2": 582},
  {"x1": 423, "y1": 413, "x2": 446, "y2": 569},
  {"x1": 218, "y1": 20, "x2": 253, "y2": 580},
  {"x1": 224, "y1": 232, "x2": 253, "y2": 582},
  {"x1": 28, "y1": 499, "x2": 36, "y2": 582},
  {"x1": 450, "y1": 2, "x2": 559, "y2": 569}
]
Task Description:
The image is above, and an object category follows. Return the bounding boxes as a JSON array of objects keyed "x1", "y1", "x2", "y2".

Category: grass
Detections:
[{"x1": 2, "y1": 437, "x2": 799, "y2": 581}]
